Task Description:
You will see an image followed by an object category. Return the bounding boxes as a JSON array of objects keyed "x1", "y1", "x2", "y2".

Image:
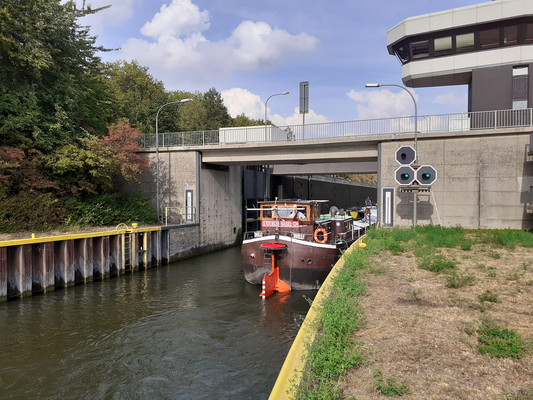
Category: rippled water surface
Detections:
[{"x1": 0, "y1": 246, "x2": 314, "y2": 399}]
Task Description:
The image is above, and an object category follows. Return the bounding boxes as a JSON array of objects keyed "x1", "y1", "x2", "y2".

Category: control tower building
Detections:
[{"x1": 387, "y1": 0, "x2": 533, "y2": 112}]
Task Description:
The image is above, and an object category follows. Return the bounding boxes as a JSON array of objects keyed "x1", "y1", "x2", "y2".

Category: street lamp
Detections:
[
  {"x1": 264, "y1": 92, "x2": 289, "y2": 142},
  {"x1": 155, "y1": 98, "x2": 193, "y2": 220},
  {"x1": 366, "y1": 83, "x2": 418, "y2": 226}
]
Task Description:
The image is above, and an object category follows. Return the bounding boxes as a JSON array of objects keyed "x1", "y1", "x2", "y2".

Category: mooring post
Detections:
[
  {"x1": 32, "y1": 242, "x2": 54, "y2": 294},
  {"x1": 0, "y1": 248, "x2": 7, "y2": 302}
]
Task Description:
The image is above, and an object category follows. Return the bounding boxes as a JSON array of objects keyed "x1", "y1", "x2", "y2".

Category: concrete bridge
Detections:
[{"x1": 129, "y1": 108, "x2": 533, "y2": 261}]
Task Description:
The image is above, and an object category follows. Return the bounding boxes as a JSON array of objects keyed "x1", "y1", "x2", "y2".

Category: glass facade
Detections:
[{"x1": 392, "y1": 18, "x2": 533, "y2": 65}]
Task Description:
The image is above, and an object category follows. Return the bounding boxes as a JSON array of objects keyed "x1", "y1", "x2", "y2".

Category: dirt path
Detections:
[{"x1": 342, "y1": 242, "x2": 533, "y2": 399}]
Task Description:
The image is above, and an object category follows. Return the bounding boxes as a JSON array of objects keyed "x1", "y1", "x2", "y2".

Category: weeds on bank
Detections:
[
  {"x1": 445, "y1": 270, "x2": 476, "y2": 288},
  {"x1": 478, "y1": 290, "x2": 500, "y2": 303},
  {"x1": 477, "y1": 317, "x2": 528, "y2": 359},
  {"x1": 293, "y1": 241, "x2": 373, "y2": 399},
  {"x1": 373, "y1": 367, "x2": 410, "y2": 397}
]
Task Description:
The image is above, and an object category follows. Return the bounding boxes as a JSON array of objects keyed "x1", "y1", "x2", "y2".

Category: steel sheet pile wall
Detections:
[{"x1": 0, "y1": 228, "x2": 163, "y2": 302}]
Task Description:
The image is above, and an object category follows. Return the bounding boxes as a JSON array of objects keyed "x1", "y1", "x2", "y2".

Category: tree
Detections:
[
  {"x1": 0, "y1": 0, "x2": 115, "y2": 150},
  {"x1": 106, "y1": 60, "x2": 172, "y2": 134},
  {"x1": 98, "y1": 121, "x2": 151, "y2": 182},
  {"x1": 202, "y1": 87, "x2": 231, "y2": 130},
  {"x1": 231, "y1": 113, "x2": 265, "y2": 127}
]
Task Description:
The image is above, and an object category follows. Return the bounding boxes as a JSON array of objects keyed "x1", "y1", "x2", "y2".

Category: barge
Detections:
[{"x1": 242, "y1": 199, "x2": 369, "y2": 298}]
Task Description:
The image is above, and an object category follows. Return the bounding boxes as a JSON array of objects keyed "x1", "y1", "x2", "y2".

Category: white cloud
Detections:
[
  {"x1": 73, "y1": 0, "x2": 140, "y2": 35},
  {"x1": 140, "y1": 0, "x2": 210, "y2": 39},
  {"x1": 221, "y1": 88, "x2": 328, "y2": 126},
  {"x1": 271, "y1": 108, "x2": 329, "y2": 127},
  {"x1": 347, "y1": 88, "x2": 419, "y2": 119},
  {"x1": 432, "y1": 91, "x2": 468, "y2": 108},
  {"x1": 221, "y1": 88, "x2": 264, "y2": 119},
  {"x1": 119, "y1": 0, "x2": 319, "y2": 86}
]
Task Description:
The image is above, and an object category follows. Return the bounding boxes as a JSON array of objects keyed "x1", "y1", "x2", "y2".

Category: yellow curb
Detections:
[{"x1": 269, "y1": 234, "x2": 367, "y2": 399}]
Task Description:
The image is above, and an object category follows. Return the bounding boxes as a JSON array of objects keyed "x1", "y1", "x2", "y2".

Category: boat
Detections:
[{"x1": 242, "y1": 199, "x2": 370, "y2": 298}]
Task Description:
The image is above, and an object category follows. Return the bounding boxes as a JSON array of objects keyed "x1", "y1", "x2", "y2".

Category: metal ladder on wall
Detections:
[{"x1": 124, "y1": 233, "x2": 131, "y2": 271}]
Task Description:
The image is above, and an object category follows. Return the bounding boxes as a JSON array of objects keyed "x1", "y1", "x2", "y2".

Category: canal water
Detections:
[{"x1": 0, "y1": 246, "x2": 315, "y2": 400}]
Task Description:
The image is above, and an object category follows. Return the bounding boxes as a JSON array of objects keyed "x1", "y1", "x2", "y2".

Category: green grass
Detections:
[
  {"x1": 418, "y1": 254, "x2": 456, "y2": 273},
  {"x1": 445, "y1": 270, "x2": 476, "y2": 288},
  {"x1": 477, "y1": 317, "x2": 527, "y2": 359},
  {"x1": 478, "y1": 290, "x2": 500, "y2": 303},
  {"x1": 373, "y1": 367, "x2": 410, "y2": 397},
  {"x1": 294, "y1": 241, "x2": 371, "y2": 399}
]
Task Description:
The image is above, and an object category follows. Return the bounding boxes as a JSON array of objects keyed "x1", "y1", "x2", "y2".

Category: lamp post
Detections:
[
  {"x1": 365, "y1": 83, "x2": 418, "y2": 226},
  {"x1": 264, "y1": 92, "x2": 289, "y2": 142},
  {"x1": 155, "y1": 98, "x2": 193, "y2": 220}
]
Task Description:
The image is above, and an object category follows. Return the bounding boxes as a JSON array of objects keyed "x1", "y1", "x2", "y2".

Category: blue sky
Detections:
[{"x1": 78, "y1": 0, "x2": 482, "y2": 126}]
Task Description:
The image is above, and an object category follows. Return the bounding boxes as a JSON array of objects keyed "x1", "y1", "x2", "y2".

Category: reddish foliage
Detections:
[
  {"x1": 99, "y1": 121, "x2": 151, "y2": 181},
  {"x1": 0, "y1": 146, "x2": 57, "y2": 195}
]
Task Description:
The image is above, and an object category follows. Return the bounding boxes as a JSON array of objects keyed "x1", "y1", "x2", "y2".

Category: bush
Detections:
[
  {"x1": 65, "y1": 192, "x2": 158, "y2": 227},
  {"x1": 0, "y1": 192, "x2": 65, "y2": 232}
]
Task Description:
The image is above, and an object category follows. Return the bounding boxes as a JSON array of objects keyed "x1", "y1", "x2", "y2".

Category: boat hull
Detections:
[{"x1": 241, "y1": 235, "x2": 347, "y2": 290}]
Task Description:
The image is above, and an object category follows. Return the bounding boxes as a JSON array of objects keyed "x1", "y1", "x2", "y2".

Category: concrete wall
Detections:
[
  {"x1": 137, "y1": 150, "x2": 242, "y2": 262},
  {"x1": 379, "y1": 129, "x2": 533, "y2": 229}
]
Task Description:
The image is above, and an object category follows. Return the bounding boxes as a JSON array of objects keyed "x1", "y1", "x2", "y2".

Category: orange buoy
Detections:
[{"x1": 313, "y1": 228, "x2": 328, "y2": 244}]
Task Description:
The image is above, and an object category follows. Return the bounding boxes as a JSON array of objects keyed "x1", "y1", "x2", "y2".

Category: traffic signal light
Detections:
[
  {"x1": 395, "y1": 146, "x2": 416, "y2": 165},
  {"x1": 395, "y1": 165, "x2": 416, "y2": 185},
  {"x1": 416, "y1": 165, "x2": 437, "y2": 185}
]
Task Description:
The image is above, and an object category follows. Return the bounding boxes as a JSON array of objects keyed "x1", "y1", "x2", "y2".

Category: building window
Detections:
[
  {"x1": 394, "y1": 45, "x2": 410, "y2": 64},
  {"x1": 480, "y1": 28, "x2": 500, "y2": 49},
  {"x1": 513, "y1": 66, "x2": 528, "y2": 110},
  {"x1": 456, "y1": 33, "x2": 475, "y2": 53},
  {"x1": 434, "y1": 36, "x2": 452, "y2": 56},
  {"x1": 526, "y1": 24, "x2": 533, "y2": 43},
  {"x1": 411, "y1": 40, "x2": 429, "y2": 59},
  {"x1": 504, "y1": 26, "x2": 518, "y2": 46}
]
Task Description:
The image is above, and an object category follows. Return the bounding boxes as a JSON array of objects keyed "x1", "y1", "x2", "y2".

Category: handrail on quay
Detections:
[{"x1": 139, "y1": 108, "x2": 533, "y2": 148}]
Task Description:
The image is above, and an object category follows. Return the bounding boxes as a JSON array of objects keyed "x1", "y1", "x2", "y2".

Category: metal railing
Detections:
[
  {"x1": 164, "y1": 206, "x2": 196, "y2": 226},
  {"x1": 140, "y1": 108, "x2": 533, "y2": 149}
]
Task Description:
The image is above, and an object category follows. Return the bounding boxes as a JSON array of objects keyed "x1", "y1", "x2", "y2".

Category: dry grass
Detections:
[{"x1": 341, "y1": 241, "x2": 533, "y2": 399}]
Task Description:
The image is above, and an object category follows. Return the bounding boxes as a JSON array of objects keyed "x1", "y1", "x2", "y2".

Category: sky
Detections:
[{"x1": 76, "y1": 0, "x2": 483, "y2": 127}]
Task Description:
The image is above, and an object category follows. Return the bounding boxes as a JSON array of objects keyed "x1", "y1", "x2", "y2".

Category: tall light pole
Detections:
[
  {"x1": 365, "y1": 83, "x2": 418, "y2": 226},
  {"x1": 264, "y1": 92, "x2": 289, "y2": 142},
  {"x1": 155, "y1": 98, "x2": 193, "y2": 220}
]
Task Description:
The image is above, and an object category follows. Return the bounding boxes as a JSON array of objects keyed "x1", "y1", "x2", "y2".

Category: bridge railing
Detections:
[{"x1": 139, "y1": 108, "x2": 533, "y2": 148}]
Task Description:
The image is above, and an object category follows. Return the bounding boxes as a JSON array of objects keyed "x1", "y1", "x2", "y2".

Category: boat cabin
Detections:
[{"x1": 256, "y1": 200, "x2": 356, "y2": 244}]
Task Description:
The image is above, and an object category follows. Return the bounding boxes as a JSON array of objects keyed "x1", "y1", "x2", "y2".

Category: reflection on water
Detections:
[{"x1": 0, "y1": 246, "x2": 315, "y2": 400}]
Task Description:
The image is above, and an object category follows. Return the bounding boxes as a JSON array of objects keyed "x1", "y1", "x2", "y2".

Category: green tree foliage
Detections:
[
  {"x1": 0, "y1": 0, "x2": 116, "y2": 150},
  {"x1": 39, "y1": 122, "x2": 150, "y2": 195},
  {"x1": 106, "y1": 60, "x2": 173, "y2": 133},
  {"x1": 230, "y1": 113, "x2": 264, "y2": 127},
  {"x1": 202, "y1": 87, "x2": 231, "y2": 130}
]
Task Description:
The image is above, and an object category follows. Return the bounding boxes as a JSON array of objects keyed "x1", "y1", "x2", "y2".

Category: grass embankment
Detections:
[{"x1": 294, "y1": 226, "x2": 533, "y2": 399}]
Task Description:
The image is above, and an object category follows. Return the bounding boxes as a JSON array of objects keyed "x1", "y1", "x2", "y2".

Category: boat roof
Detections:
[{"x1": 258, "y1": 199, "x2": 329, "y2": 205}]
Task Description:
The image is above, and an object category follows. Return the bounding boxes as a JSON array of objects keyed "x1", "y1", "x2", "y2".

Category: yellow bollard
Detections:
[{"x1": 31, "y1": 233, "x2": 35, "y2": 239}]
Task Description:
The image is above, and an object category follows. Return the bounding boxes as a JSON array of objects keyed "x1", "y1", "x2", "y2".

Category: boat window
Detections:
[
  {"x1": 261, "y1": 207, "x2": 272, "y2": 219},
  {"x1": 276, "y1": 207, "x2": 294, "y2": 218}
]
